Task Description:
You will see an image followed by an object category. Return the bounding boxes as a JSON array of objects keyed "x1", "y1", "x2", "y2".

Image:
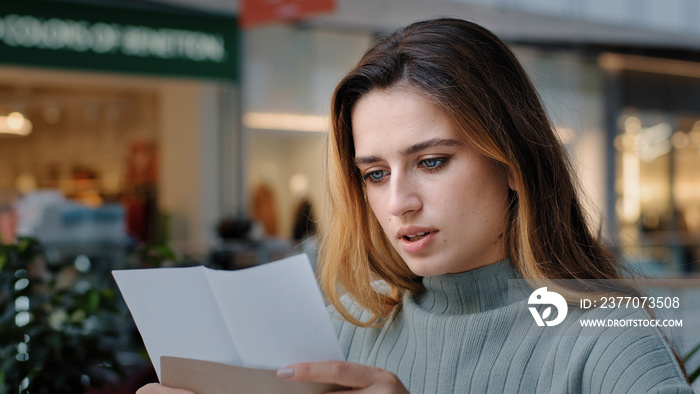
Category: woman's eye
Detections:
[
  {"x1": 364, "y1": 170, "x2": 387, "y2": 183},
  {"x1": 420, "y1": 158, "x2": 446, "y2": 169}
]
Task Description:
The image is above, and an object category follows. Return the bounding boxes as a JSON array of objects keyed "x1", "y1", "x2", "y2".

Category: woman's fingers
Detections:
[
  {"x1": 277, "y1": 361, "x2": 407, "y2": 392},
  {"x1": 135, "y1": 383, "x2": 195, "y2": 394}
]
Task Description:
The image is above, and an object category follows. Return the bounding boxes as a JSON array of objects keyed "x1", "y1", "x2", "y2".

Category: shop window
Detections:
[
  {"x1": 615, "y1": 109, "x2": 700, "y2": 274},
  {"x1": 0, "y1": 80, "x2": 159, "y2": 244}
]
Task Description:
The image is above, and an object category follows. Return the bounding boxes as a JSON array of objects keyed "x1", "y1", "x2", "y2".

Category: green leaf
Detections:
[
  {"x1": 87, "y1": 291, "x2": 100, "y2": 312},
  {"x1": 684, "y1": 342, "x2": 700, "y2": 363},
  {"x1": 689, "y1": 364, "x2": 700, "y2": 384},
  {"x1": 17, "y1": 238, "x2": 30, "y2": 254}
]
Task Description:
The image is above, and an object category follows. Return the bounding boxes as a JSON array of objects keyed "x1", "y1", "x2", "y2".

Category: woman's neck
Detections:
[{"x1": 415, "y1": 258, "x2": 519, "y2": 314}]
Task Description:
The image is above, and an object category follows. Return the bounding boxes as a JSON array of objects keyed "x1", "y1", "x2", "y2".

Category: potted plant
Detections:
[{"x1": 0, "y1": 237, "x2": 124, "y2": 393}]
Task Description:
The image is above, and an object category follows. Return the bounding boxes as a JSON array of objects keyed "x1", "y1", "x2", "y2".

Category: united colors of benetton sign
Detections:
[{"x1": 0, "y1": 0, "x2": 239, "y2": 81}]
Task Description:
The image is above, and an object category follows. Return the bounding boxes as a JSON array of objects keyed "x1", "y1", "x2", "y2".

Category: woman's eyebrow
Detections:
[
  {"x1": 354, "y1": 155, "x2": 382, "y2": 166},
  {"x1": 354, "y1": 138, "x2": 461, "y2": 165},
  {"x1": 401, "y1": 138, "x2": 460, "y2": 155}
]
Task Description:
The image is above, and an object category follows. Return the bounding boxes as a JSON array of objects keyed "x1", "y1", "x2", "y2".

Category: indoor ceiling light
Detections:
[{"x1": 0, "y1": 112, "x2": 33, "y2": 137}]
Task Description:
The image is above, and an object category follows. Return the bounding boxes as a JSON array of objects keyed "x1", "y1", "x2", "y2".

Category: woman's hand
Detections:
[
  {"x1": 277, "y1": 360, "x2": 409, "y2": 393},
  {"x1": 135, "y1": 383, "x2": 194, "y2": 394}
]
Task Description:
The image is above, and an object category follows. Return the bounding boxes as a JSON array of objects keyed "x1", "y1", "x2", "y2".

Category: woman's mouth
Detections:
[
  {"x1": 399, "y1": 230, "x2": 438, "y2": 253},
  {"x1": 404, "y1": 231, "x2": 432, "y2": 242}
]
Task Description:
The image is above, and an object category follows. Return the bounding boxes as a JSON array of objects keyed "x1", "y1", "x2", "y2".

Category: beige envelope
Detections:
[{"x1": 161, "y1": 356, "x2": 347, "y2": 394}]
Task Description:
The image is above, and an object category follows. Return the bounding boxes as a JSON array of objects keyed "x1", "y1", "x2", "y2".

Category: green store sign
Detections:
[{"x1": 0, "y1": 0, "x2": 239, "y2": 81}]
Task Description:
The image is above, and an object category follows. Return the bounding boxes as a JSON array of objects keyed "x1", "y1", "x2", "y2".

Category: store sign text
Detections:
[{"x1": 0, "y1": 14, "x2": 227, "y2": 63}]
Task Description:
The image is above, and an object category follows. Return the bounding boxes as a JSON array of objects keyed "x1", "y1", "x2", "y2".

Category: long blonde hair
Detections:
[{"x1": 318, "y1": 18, "x2": 621, "y2": 327}]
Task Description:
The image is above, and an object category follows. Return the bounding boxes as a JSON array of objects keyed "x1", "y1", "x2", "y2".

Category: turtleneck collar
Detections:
[{"x1": 414, "y1": 258, "x2": 521, "y2": 315}]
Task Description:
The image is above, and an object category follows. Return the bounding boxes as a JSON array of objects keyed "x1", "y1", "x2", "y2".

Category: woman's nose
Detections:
[{"x1": 387, "y1": 173, "x2": 422, "y2": 217}]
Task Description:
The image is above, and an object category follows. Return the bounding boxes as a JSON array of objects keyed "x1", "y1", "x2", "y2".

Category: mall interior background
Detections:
[{"x1": 1, "y1": 0, "x2": 700, "y2": 390}]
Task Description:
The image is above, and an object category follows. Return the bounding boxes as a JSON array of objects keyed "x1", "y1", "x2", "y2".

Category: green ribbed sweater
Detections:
[{"x1": 331, "y1": 260, "x2": 693, "y2": 393}]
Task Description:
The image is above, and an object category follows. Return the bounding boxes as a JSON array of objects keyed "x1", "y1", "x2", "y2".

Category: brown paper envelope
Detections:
[{"x1": 161, "y1": 356, "x2": 346, "y2": 394}]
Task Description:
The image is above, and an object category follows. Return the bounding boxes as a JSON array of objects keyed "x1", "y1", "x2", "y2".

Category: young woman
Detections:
[{"x1": 139, "y1": 18, "x2": 692, "y2": 393}]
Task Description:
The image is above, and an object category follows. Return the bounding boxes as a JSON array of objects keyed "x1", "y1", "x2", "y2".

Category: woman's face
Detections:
[{"x1": 352, "y1": 88, "x2": 511, "y2": 276}]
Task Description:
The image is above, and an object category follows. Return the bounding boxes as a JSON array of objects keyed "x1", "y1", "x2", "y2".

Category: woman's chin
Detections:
[{"x1": 404, "y1": 258, "x2": 451, "y2": 277}]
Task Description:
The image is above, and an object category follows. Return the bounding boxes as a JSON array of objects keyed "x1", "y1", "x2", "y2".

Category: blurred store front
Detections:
[
  {"x1": 2, "y1": 0, "x2": 700, "y2": 272},
  {"x1": 0, "y1": 1, "x2": 244, "y2": 389},
  {"x1": 241, "y1": 25, "x2": 372, "y2": 241},
  {"x1": 602, "y1": 54, "x2": 700, "y2": 274},
  {"x1": 0, "y1": 0, "x2": 242, "y2": 261}
]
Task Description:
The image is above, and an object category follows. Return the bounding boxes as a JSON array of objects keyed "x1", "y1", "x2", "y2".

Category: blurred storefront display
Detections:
[
  {"x1": 241, "y1": 24, "x2": 373, "y2": 242},
  {"x1": 0, "y1": 0, "x2": 242, "y2": 260},
  {"x1": 606, "y1": 58, "x2": 700, "y2": 274}
]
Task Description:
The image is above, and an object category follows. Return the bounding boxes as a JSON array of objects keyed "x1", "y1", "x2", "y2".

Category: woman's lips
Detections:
[{"x1": 399, "y1": 230, "x2": 438, "y2": 254}]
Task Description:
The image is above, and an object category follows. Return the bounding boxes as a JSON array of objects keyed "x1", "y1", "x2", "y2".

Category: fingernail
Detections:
[{"x1": 277, "y1": 367, "x2": 294, "y2": 378}]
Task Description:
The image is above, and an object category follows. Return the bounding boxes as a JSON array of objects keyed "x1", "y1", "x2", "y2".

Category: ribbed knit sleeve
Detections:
[
  {"x1": 582, "y1": 322, "x2": 691, "y2": 393},
  {"x1": 329, "y1": 259, "x2": 694, "y2": 393}
]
